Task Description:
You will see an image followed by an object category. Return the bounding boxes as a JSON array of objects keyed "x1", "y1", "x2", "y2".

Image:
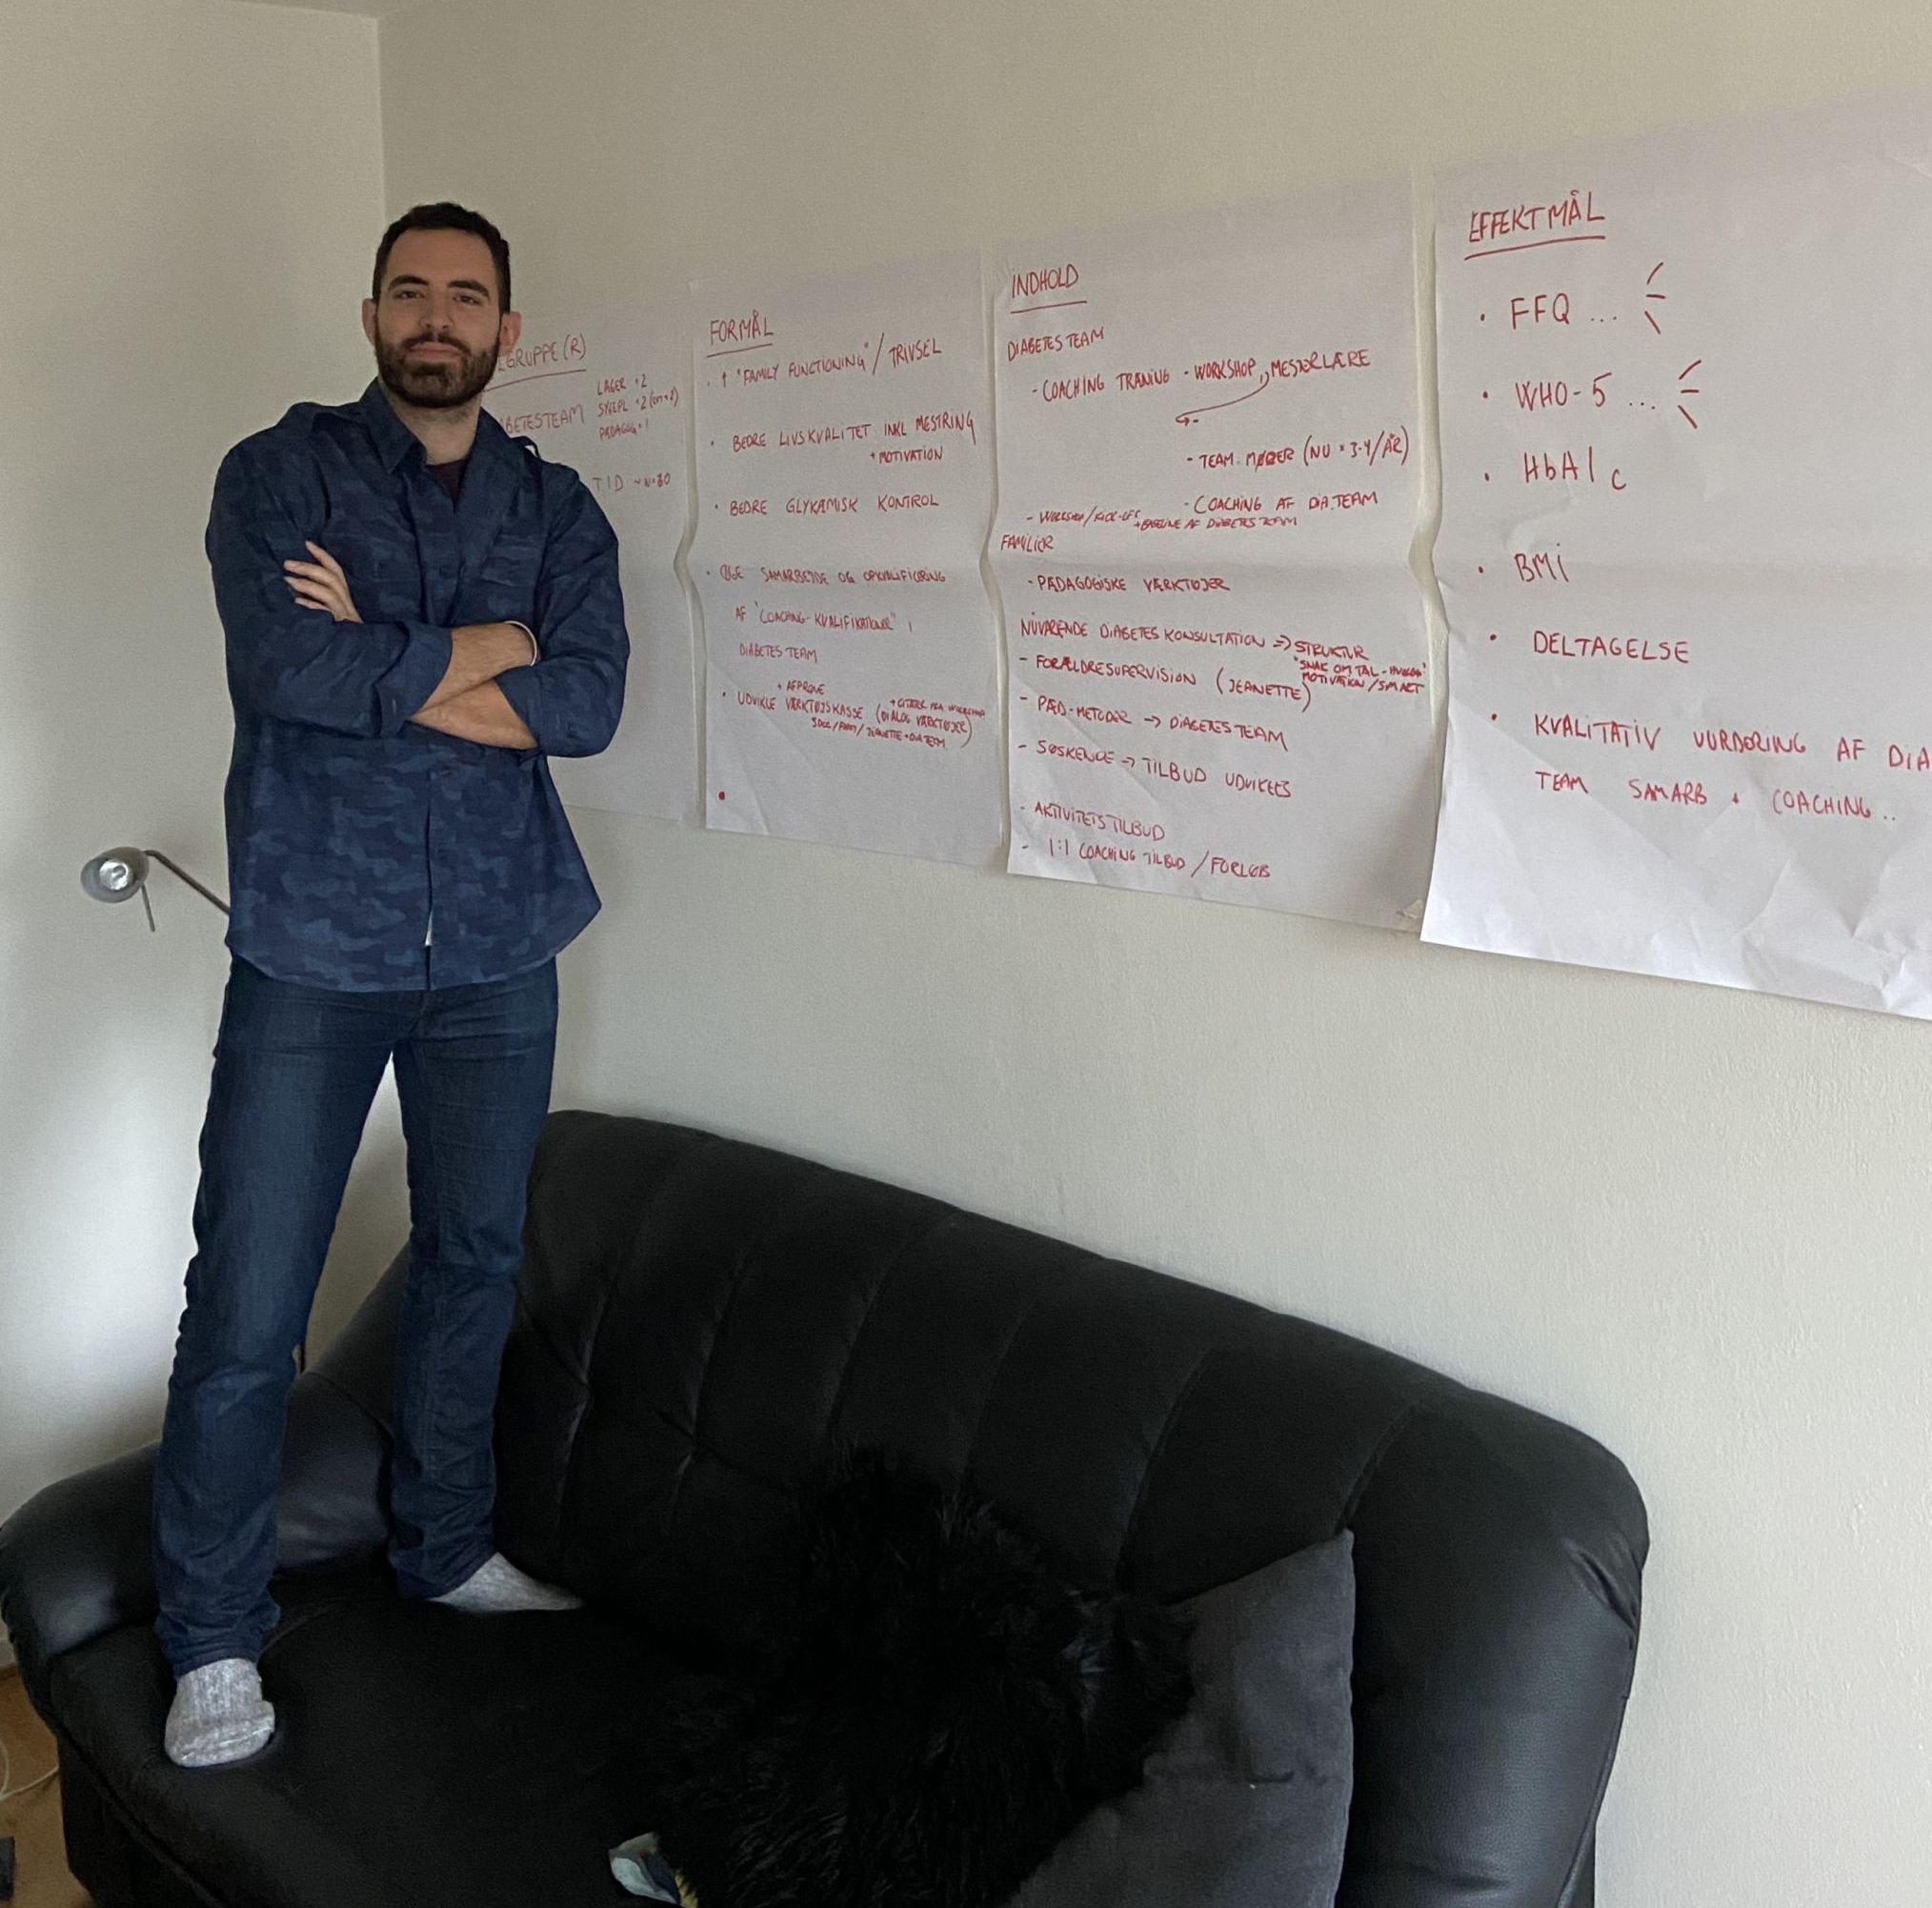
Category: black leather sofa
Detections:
[{"x1": 0, "y1": 1110, "x2": 1646, "y2": 1907}]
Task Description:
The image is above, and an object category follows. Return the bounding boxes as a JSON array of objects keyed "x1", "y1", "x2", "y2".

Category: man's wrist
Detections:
[{"x1": 506, "y1": 619, "x2": 540, "y2": 667}]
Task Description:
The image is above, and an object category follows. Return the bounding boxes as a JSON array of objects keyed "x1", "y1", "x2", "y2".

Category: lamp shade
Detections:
[{"x1": 81, "y1": 847, "x2": 152, "y2": 904}]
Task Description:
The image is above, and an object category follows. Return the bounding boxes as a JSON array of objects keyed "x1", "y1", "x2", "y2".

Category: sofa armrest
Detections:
[
  {"x1": 0, "y1": 1444, "x2": 159, "y2": 1717},
  {"x1": 0, "y1": 1246, "x2": 410, "y2": 1717}
]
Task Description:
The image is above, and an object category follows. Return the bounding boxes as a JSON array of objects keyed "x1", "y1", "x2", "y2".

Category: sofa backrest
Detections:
[{"x1": 478, "y1": 1111, "x2": 1645, "y2": 1908}]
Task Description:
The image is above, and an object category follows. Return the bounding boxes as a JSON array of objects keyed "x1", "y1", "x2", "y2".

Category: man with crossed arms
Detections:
[{"x1": 155, "y1": 201, "x2": 628, "y2": 1766}]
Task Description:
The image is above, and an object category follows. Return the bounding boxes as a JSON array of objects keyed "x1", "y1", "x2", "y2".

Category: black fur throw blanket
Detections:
[{"x1": 625, "y1": 1448, "x2": 1193, "y2": 1908}]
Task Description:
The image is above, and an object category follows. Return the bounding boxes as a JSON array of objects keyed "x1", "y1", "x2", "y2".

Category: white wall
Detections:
[
  {"x1": 377, "y1": 3, "x2": 1932, "y2": 1902},
  {"x1": 0, "y1": 0, "x2": 398, "y2": 1662}
]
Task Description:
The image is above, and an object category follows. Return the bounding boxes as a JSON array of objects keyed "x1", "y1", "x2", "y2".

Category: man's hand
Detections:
[
  {"x1": 283, "y1": 542, "x2": 361, "y2": 622},
  {"x1": 417, "y1": 623, "x2": 537, "y2": 714},
  {"x1": 411, "y1": 682, "x2": 537, "y2": 751}
]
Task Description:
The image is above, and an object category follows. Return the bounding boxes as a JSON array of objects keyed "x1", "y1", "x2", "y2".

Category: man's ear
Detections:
[
  {"x1": 360, "y1": 297, "x2": 378, "y2": 347},
  {"x1": 498, "y1": 309, "x2": 523, "y2": 353}
]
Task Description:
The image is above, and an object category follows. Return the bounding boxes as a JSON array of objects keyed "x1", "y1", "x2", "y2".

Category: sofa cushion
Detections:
[
  {"x1": 46, "y1": 1560, "x2": 693, "y2": 1908},
  {"x1": 1016, "y1": 1532, "x2": 1356, "y2": 1908}
]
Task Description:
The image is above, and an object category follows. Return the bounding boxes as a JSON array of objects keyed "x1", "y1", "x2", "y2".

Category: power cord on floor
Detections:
[{"x1": 0, "y1": 1733, "x2": 59, "y2": 1806}]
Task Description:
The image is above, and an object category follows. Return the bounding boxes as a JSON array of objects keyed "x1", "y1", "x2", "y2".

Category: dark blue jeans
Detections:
[{"x1": 151, "y1": 953, "x2": 558, "y2": 1678}]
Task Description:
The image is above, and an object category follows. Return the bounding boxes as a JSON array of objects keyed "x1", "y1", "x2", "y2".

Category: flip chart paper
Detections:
[
  {"x1": 486, "y1": 302, "x2": 698, "y2": 821},
  {"x1": 1422, "y1": 94, "x2": 1932, "y2": 1017},
  {"x1": 991, "y1": 188, "x2": 1436, "y2": 927},
  {"x1": 689, "y1": 253, "x2": 1001, "y2": 866}
]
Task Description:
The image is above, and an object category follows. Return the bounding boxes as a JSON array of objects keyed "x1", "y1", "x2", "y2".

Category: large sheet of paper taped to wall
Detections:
[
  {"x1": 488, "y1": 302, "x2": 698, "y2": 821},
  {"x1": 689, "y1": 252, "x2": 1002, "y2": 867},
  {"x1": 991, "y1": 187, "x2": 1436, "y2": 927},
  {"x1": 1422, "y1": 93, "x2": 1932, "y2": 1017}
]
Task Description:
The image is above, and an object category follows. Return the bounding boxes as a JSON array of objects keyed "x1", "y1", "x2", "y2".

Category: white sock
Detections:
[
  {"x1": 164, "y1": 1657, "x2": 275, "y2": 1768},
  {"x1": 430, "y1": 1550, "x2": 583, "y2": 1613}
]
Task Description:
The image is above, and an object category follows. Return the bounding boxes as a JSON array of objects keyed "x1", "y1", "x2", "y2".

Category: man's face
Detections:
[{"x1": 362, "y1": 227, "x2": 519, "y2": 411}]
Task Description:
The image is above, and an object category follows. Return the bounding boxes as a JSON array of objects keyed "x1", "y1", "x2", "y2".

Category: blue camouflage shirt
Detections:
[{"x1": 206, "y1": 378, "x2": 629, "y2": 991}]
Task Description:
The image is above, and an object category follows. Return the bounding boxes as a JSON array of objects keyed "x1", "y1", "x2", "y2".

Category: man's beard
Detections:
[{"x1": 374, "y1": 330, "x2": 498, "y2": 410}]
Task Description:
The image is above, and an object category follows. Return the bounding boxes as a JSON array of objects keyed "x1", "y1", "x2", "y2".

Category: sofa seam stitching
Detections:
[
  {"x1": 555, "y1": 1130, "x2": 729, "y2": 1555},
  {"x1": 820, "y1": 1206, "x2": 964, "y2": 1440},
  {"x1": 307, "y1": 1366, "x2": 390, "y2": 1439},
  {"x1": 1114, "y1": 1347, "x2": 1218, "y2": 1582},
  {"x1": 960, "y1": 1255, "x2": 1100, "y2": 1476},
  {"x1": 1339, "y1": 1397, "x2": 1425, "y2": 1529},
  {"x1": 660, "y1": 1161, "x2": 841, "y2": 1532}
]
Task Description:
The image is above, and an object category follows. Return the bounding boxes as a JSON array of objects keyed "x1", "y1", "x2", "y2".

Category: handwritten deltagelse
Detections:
[
  {"x1": 991, "y1": 186, "x2": 1437, "y2": 929},
  {"x1": 688, "y1": 252, "x2": 1002, "y2": 867},
  {"x1": 486, "y1": 301, "x2": 698, "y2": 821},
  {"x1": 1423, "y1": 93, "x2": 1932, "y2": 1018}
]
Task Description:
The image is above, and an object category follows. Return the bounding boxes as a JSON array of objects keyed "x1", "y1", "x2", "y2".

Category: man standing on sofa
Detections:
[{"x1": 152, "y1": 203, "x2": 628, "y2": 1768}]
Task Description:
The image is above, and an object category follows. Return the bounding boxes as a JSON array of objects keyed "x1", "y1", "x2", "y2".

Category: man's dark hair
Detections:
[{"x1": 372, "y1": 202, "x2": 512, "y2": 313}]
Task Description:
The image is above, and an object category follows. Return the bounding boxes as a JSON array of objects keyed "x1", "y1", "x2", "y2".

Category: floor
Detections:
[{"x1": 0, "y1": 1665, "x2": 91, "y2": 1906}]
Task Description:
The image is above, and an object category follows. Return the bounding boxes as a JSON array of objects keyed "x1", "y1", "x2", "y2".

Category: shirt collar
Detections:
[{"x1": 356, "y1": 377, "x2": 518, "y2": 476}]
